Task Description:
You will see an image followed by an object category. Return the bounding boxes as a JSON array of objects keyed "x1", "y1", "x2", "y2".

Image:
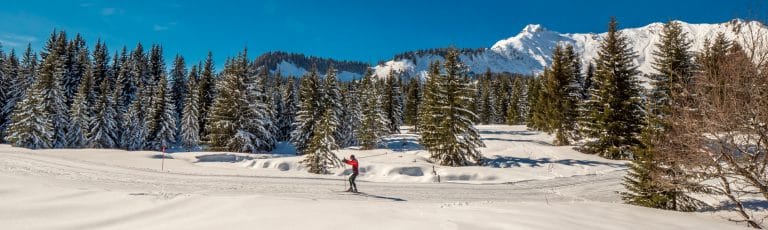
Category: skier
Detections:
[{"x1": 342, "y1": 155, "x2": 359, "y2": 193}]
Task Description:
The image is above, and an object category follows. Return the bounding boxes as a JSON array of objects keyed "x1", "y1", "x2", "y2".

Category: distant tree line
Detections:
[{"x1": 253, "y1": 51, "x2": 369, "y2": 76}]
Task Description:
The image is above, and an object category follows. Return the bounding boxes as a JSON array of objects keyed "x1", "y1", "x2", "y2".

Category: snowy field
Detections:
[{"x1": 0, "y1": 125, "x2": 750, "y2": 229}]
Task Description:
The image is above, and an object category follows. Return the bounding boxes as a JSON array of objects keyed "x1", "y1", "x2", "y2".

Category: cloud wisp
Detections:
[{"x1": 0, "y1": 33, "x2": 38, "y2": 48}]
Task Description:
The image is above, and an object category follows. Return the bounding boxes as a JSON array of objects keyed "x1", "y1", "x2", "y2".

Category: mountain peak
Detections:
[{"x1": 521, "y1": 24, "x2": 546, "y2": 34}]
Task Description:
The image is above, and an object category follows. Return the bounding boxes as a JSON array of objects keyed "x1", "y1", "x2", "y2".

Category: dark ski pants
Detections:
[{"x1": 349, "y1": 173, "x2": 358, "y2": 192}]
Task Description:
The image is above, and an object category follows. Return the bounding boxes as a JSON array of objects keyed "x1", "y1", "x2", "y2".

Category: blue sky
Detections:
[{"x1": 0, "y1": 0, "x2": 757, "y2": 66}]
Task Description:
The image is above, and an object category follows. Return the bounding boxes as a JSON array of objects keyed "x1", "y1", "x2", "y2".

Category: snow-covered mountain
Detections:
[{"x1": 373, "y1": 19, "x2": 768, "y2": 79}]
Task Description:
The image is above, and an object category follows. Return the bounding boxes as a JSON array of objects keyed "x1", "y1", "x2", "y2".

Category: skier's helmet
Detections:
[{"x1": 350, "y1": 154, "x2": 356, "y2": 160}]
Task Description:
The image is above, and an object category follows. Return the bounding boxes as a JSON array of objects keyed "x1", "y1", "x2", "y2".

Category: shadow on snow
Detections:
[{"x1": 484, "y1": 155, "x2": 626, "y2": 168}]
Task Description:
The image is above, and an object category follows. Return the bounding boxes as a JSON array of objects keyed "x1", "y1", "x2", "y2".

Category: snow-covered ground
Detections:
[{"x1": 0, "y1": 125, "x2": 751, "y2": 229}]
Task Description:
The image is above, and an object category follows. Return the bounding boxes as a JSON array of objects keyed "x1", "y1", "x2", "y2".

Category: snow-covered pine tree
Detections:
[
  {"x1": 91, "y1": 40, "x2": 109, "y2": 89},
  {"x1": 121, "y1": 88, "x2": 147, "y2": 151},
  {"x1": 0, "y1": 45, "x2": 6, "y2": 97},
  {"x1": 128, "y1": 44, "x2": 148, "y2": 101},
  {"x1": 403, "y1": 77, "x2": 421, "y2": 126},
  {"x1": 417, "y1": 61, "x2": 443, "y2": 150},
  {"x1": 623, "y1": 21, "x2": 698, "y2": 211},
  {"x1": 204, "y1": 71, "x2": 242, "y2": 152},
  {"x1": 291, "y1": 67, "x2": 323, "y2": 154},
  {"x1": 272, "y1": 82, "x2": 287, "y2": 140},
  {"x1": 111, "y1": 47, "x2": 127, "y2": 111},
  {"x1": 2, "y1": 46, "x2": 37, "y2": 141},
  {"x1": 517, "y1": 78, "x2": 530, "y2": 123},
  {"x1": 143, "y1": 45, "x2": 164, "y2": 120},
  {"x1": 322, "y1": 66, "x2": 344, "y2": 145},
  {"x1": 424, "y1": 48, "x2": 484, "y2": 166},
  {"x1": 473, "y1": 76, "x2": 484, "y2": 123},
  {"x1": 0, "y1": 47, "x2": 10, "y2": 140},
  {"x1": 278, "y1": 77, "x2": 298, "y2": 141},
  {"x1": 338, "y1": 81, "x2": 361, "y2": 147},
  {"x1": 170, "y1": 55, "x2": 187, "y2": 125},
  {"x1": 526, "y1": 76, "x2": 543, "y2": 127},
  {"x1": 506, "y1": 77, "x2": 523, "y2": 125},
  {"x1": 146, "y1": 77, "x2": 177, "y2": 150},
  {"x1": 302, "y1": 108, "x2": 343, "y2": 174},
  {"x1": 6, "y1": 88, "x2": 52, "y2": 149},
  {"x1": 37, "y1": 31, "x2": 70, "y2": 148},
  {"x1": 494, "y1": 77, "x2": 511, "y2": 124},
  {"x1": 110, "y1": 48, "x2": 130, "y2": 146},
  {"x1": 88, "y1": 79, "x2": 118, "y2": 148},
  {"x1": 480, "y1": 74, "x2": 496, "y2": 125},
  {"x1": 60, "y1": 33, "x2": 84, "y2": 107},
  {"x1": 582, "y1": 18, "x2": 644, "y2": 160},
  {"x1": 180, "y1": 66, "x2": 201, "y2": 150},
  {"x1": 357, "y1": 69, "x2": 389, "y2": 150},
  {"x1": 241, "y1": 62, "x2": 276, "y2": 152},
  {"x1": 198, "y1": 52, "x2": 216, "y2": 140},
  {"x1": 540, "y1": 44, "x2": 581, "y2": 145},
  {"x1": 383, "y1": 70, "x2": 403, "y2": 134},
  {"x1": 110, "y1": 49, "x2": 121, "y2": 86},
  {"x1": 577, "y1": 62, "x2": 596, "y2": 137},
  {"x1": 66, "y1": 62, "x2": 94, "y2": 148},
  {"x1": 207, "y1": 50, "x2": 274, "y2": 152}
]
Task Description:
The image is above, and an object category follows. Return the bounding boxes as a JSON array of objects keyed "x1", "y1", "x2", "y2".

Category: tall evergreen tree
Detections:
[
  {"x1": 623, "y1": 21, "x2": 698, "y2": 211},
  {"x1": 301, "y1": 108, "x2": 343, "y2": 174},
  {"x1": 322, "y1": 66, "x2": 344, "y2": 146},
  {"x1": 146, "y1": 77, "x2": 177, "y2": 150},
  {"x1": 357, "y1": 69, "x2": 389, "y2": 150},
  {"x1": 291, "y1": 67, "x2": 323, "y2": 154},
  {"x1": 0, "y1": 47, "x2": 13, "y2": 139},
  {"x1": 528, "y1": 73, "x2": 548, "y2": 130},
  {"x1": 6, "y1": 87, "x2": 52, "y2": 149},
  {"x1": 242, "y1": 60, "x2": 277, "y2": 152},
  {"x1": 403, "y1": 77, "x2": 421, "y2": 126},
  {"x1": 278, "y1": 77, "x2": 298, "y2": 141},
  {"x1": 539, "y1": 44, "x2": 581, "y2": 145},
  {"x1": 92, "y1": 40, "x2": 110, "y2": 95},
  {"x1": 121, "y1": 88, "x2": 147, "y2": 151},
  {"x1": 198, "y1": 52, "x2": 216, "y2": 139},
  {"x1": 494, "y1": 76, "x2": 511, "y2": 124},
  {"x1": 66, "y1": 63, "x2": 94, "y2": 148},
  {"x1": 37, "y1": 31, "x2": 70, "y2": 148},
  {"x1": 339, "y1": 81, "x2": 361, "y2": 147},
  {"x1": 0, "y1": 47, "x2": 7, "y2": 121},
  {"x1": 88, "y1": 79, "x2": 118, "y2": 148},
  {"x1": 170, "y1": 55, "x2": 187, "y2": 123},
  {"x1": 506, "y1": 77, "x2": 524, "y2": 125},
  {"x1": 207, "y1": 50, "x2": 274, "y2": 152},
  {"x1": 180, "y1": 66, "x2": 201, "y2": 150},
  {"x1": 2, "y1": 45, "x2": 37, "y2": 141},
  {"x1": 110, "y1": 48, "x2": 130, "y2": 145},
  {"x1": 383, "y1": 70, "x2": 404, "y2": 133},
  {"x1": 60, "y1": 33, "x2": 82, "y2": 107},
  {"x1": 418, "y1": 61, "x2": 442, "y2": 149},
  {"x1": 439, "y1": 48, "x2": 485, "y2": 165},
  {"x1": 582, "y1": 18, "x2": 645, "y2": 159},
  {"x1": 479, "y1": 74, "x2": 497, "y2": 124},
  {"x1": 421, "y1": 48, "x2": 485, "y2": 166}
]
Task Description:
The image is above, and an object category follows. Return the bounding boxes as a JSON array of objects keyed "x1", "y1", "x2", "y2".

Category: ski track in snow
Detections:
[
  {"x1": 0, "y1": 150, "x2": 624, "y2": 203},
  {"x1": 0, "y1": 125, "x2": 750, "y2": 229}
]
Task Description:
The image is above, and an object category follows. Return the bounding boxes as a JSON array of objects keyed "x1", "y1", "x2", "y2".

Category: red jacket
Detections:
[{"x1": 343, "y1": 159, "x2": 359, "y2": 174}]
